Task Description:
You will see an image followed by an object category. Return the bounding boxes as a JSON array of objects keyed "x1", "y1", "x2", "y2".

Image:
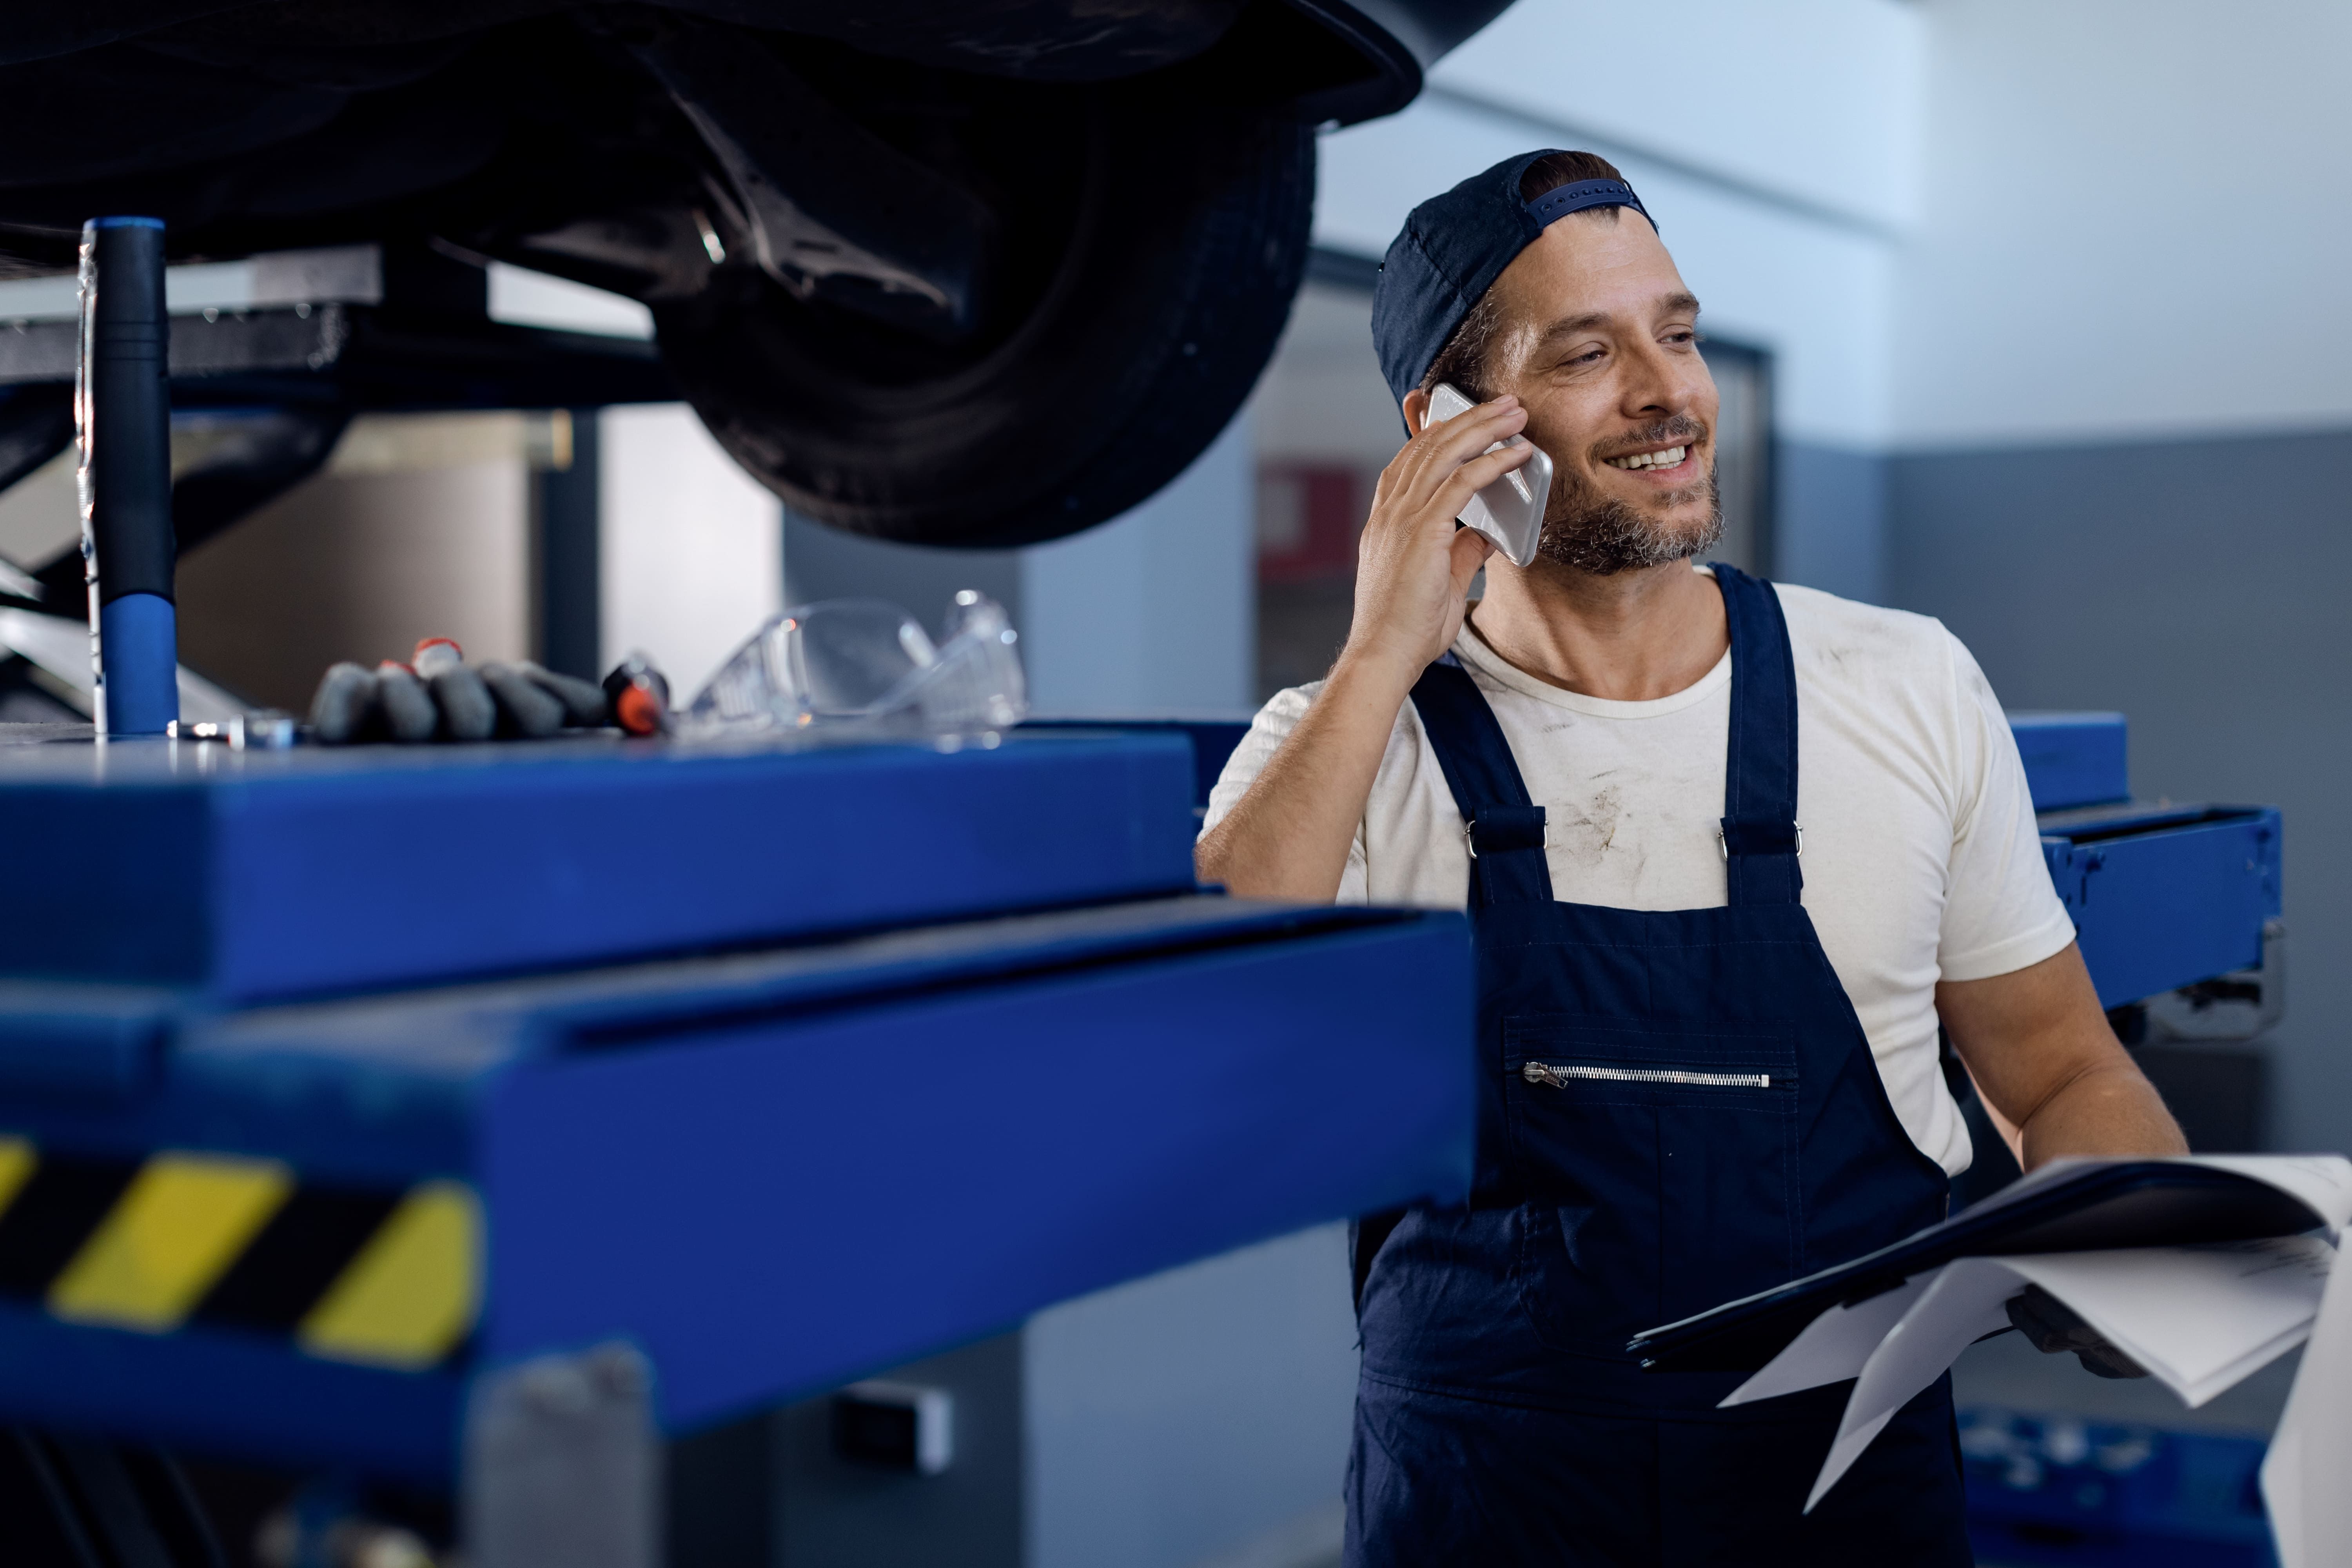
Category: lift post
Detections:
[{"x1": 77, "y1": 216, "x2": 178, "y2": 735}]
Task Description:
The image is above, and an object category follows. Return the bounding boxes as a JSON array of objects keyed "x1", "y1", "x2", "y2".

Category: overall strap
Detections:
[
  {"x1": 1714, "y1": 564, "x2": 1804, "y2": 905},
  {"x1": 1408, "y1": 658, "x2": 1555, "y2": 907}
]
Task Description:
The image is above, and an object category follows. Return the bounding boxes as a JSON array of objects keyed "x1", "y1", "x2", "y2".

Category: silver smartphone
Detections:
[{"x1": 1424, "y1": 383, "x2": 1551, "y2": 567}]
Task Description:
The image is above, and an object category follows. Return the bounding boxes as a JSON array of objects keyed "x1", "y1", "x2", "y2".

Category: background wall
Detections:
[
  {"x1": 600, "y1": 402, "x2": 782, "y2": 699},
  {"x1": 1018, "y1": 414, "x2": 1255, "y2": 717},
  {"x1": 1882, "y1": 0, "x2": 2352, "y2": 1157},
  {"x1": 177, "y1": 437, "x2": 533, "y2": 709},
  {"x1": 1891, "y1": 0, "x2": 2352, "y2": 448},
  {"x1": 778, "y1": 414, "x2": 1255, "y2": 718}
]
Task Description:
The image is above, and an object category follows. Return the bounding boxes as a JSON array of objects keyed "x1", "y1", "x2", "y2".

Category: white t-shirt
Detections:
[{"x1": 1203, "y1": 570, "x2": 2077, "y2": 1175}]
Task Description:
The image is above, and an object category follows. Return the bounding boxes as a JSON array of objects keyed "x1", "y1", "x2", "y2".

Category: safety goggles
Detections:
[{"x1": 684, "y1": 591, "x2": 1027, "y2": 740}]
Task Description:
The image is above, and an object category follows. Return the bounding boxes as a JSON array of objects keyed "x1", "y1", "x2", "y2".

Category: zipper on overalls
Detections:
[{"x1": 1521, "y1": 1062, "x2": 1781, "y2": 1090}]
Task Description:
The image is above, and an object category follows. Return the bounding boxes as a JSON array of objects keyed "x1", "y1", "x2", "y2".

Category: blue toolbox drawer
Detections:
[
  {"x1": 2000, "y1": 710, "x2": 2283, "y2": 1007},
  {"x1": 2038, "y1": 803, "x2": 2283, "y2": 1008},
  {"x1": 0, "y1": 730, "x2": 1196, "y2": 1004},
  {"x1": 0, "y1": 895, "x2": 1473, "y2": 1482}
]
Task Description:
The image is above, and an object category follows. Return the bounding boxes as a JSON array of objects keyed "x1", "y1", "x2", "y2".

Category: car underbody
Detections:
[{"x1": 0, "y1": 0, "x2": 1504, "y2": 547}]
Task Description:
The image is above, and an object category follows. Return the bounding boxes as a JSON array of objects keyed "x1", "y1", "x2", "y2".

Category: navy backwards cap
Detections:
[{"x1": 1370, "y1": 150, "x2": 1656, "y2": 409}]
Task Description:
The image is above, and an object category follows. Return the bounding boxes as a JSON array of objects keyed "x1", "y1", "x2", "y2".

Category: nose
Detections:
[{"x1": 1620, "y1": 336, "x2": 1702, "y2": 423}]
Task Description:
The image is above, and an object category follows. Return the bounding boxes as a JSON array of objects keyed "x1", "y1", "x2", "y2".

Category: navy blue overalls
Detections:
[{"x1": 1345, "y1": 566, "x2": 1973, "y2": 1566}]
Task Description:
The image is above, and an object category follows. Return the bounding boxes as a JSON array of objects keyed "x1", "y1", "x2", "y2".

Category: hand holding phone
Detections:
[{"x1": 1423, "y1": 383, "x2": 1552, "y2": 567}]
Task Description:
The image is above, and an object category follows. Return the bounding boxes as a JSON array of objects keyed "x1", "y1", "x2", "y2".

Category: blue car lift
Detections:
[{"x1": 0, "y1": 730, "x2": 1474, "y2": 1559}]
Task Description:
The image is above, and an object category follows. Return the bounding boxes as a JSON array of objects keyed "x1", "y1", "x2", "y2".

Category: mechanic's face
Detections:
[{"x1": 1485, "y1": 212, "x2": 1722, "y2": 575}]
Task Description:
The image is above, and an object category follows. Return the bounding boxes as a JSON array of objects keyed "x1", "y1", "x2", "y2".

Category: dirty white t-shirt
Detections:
[{"x1": 1203, "y1": 570, "x2": 2076, "y2": 1175}]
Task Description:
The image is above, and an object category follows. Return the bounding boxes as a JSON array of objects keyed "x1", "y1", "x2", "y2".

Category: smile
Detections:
[{"x1": 1605, "y1": 445, "x2": 1688, "y2": 471}]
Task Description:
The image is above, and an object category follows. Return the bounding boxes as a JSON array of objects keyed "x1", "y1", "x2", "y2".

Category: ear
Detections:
[{"x1": 1401, "y1": 388, "x2": 1432, "y2": 434}]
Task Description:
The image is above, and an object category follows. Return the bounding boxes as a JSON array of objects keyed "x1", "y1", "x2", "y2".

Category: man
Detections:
[{"x1": 1196, "y1": 151, "x2": 2186, "y2": 1565}]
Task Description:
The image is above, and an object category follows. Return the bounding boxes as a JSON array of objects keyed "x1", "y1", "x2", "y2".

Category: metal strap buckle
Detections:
[
  {"x1": 1717, "y1": 825, "x2": 1803, "y2": 862},
  {"x1": 1465, "y1": 818, "x2": 1557, "y2": 860}
]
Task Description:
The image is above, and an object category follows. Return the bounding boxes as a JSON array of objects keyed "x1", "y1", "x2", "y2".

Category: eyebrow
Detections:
[{"x1": 1530, "y1": 292, "x2": 1704, "y2": 347}]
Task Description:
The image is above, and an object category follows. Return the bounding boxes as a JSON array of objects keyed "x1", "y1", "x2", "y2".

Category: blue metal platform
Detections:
[
  {"x1": 0, "y1": 730, "x2": 1197, "y2": 1003},
  {"x1": 0, "y1": 731, "x2": 1475, "y2": 1486}
]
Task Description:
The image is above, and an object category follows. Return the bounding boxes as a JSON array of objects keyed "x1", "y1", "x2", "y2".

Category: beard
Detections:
[{"x1": 1534, "y1": 418, "x2": 1724, "y2": 576}]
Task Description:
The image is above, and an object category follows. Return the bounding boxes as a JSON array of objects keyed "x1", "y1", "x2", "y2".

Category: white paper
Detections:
[
  {"x1": 1720, "y1": 1274, "x2": 1933, "y2": 1407},
  {"x1": 1640, "y1": 1152, "x2": 2352, "y2": 1356},
  {"x1": 1803, "y1": 1259, "x2": 2022, "y2": 1511},
  {"x1": 1653, "y1": 1151, "x2": 2352, "y2": 1530},
  {"x1": 1795, "y1": 1238, "x2": 2335, "y2": 1512},
  {"x1": 2002, "y1": 1237, "x2": 2331, "y2": 1406},
  {"x1": 2263, "y1": 1241, "x2": 2352, "y2": 1568}
]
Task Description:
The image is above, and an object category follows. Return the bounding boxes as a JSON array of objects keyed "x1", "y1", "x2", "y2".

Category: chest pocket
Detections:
[{"x1": 1503, "y1": 1015, "x2": 1800, "y2": 1355}]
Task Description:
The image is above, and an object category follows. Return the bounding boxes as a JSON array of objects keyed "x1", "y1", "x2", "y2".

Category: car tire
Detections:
[{"x1": 649, "y1": 84, "x2": 1313, "y2": 549}]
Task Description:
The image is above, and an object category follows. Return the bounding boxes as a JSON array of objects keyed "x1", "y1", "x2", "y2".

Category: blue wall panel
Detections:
[
  {"x1": 1776, "y1": 439, "x2": 1890, "y2": 604},
  {"x1": 1891, "y1": 426, "x2": 2352, "y2": 1151}
]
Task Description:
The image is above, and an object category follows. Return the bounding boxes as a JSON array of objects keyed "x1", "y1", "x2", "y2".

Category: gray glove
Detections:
[
  {"x1": 2006, "y1": 1284, "x2": 2149, "y2": 1379},
  {"x1": 310, "y1": 640, "x2": 607, "y2": 744}
]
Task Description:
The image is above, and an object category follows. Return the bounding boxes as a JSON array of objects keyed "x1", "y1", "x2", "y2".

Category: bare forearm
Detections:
[
  {"x1": 1941, "y1": 944, "x2": 2187, "y2": 1173},
  {"x1": 1196, "y1": 652, "x2": 1416, "y2": 901},
  {"x1": 2017, "y1": 1059, "x2": 2187, "y2": 1169}
]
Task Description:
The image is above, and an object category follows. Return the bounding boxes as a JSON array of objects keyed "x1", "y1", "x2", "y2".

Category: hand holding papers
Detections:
[
  {"x1": 1733, "y1": 1236, "x2": 2334, "y2": 1511},
  {"x1": 1632, "y1": 1153, "x2": 2352, "y2": 1559},
  {"x1": 2004, "y1": 1285, "x2": 2149, "y2": 1379},
  {"x1": 1630, "y1": 1154, "x2": 2352, "y2": 1374}
]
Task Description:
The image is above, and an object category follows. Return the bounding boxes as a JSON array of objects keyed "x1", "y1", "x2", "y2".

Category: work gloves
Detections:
[{"x1": 310, "y1": 639, "x2": 609, "y2": 744}]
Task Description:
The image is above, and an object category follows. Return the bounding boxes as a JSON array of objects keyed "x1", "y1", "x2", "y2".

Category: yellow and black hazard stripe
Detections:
[{"x1": 0, "y1": 1137, "x2": 478, "y2": 1370}]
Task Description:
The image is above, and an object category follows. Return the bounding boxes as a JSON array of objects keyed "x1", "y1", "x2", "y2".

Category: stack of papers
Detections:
[
  {"x1": 1632, "y1": 1154, "x2": 2351, "y2": 1373},
  {"x1": 1632, "y1": 1155, "x2": 2352, "y2": 1564}
]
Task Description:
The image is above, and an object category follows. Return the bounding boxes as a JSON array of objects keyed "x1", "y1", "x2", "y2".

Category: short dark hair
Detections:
[{"x1": 1417, "y1": 150, "x2": 1627, "y2": 403}]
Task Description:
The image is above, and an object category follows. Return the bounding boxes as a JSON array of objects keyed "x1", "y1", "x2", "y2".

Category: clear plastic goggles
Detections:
[{"x1": 684, "y1": 590, "x2": 1027, "y2": 740}]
